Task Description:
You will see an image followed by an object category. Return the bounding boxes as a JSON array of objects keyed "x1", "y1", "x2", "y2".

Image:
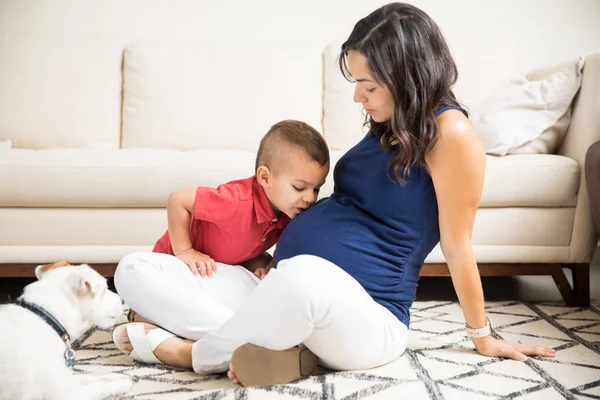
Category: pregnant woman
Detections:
[{"x1": 112, "y1": 2, "x2": 555, "y2": 387}]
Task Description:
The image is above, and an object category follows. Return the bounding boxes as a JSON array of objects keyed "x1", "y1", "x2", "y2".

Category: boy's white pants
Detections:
[{"x1": 114, "y1": 252, "x2": 408, "y2": 374}]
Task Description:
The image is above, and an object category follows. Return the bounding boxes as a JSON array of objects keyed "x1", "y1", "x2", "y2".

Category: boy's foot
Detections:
[
  {"x1": 227, "y1": 364, "x2": 241, "y2": 385},
  {"x1": 230, "y1": 344, "x2": 318, "y2": 386},
  {"x1": 112, "y1": 322, "x2": 193, "y2": 369}
]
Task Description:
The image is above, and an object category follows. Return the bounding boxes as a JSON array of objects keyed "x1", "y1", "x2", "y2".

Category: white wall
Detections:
[{"x1": 0, "y1": 0, "x2": 598, "y2": 106}]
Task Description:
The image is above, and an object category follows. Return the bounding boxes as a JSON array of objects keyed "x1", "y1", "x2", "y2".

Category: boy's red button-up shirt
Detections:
[{"x1": 153, "y1": 177, "x2": 290, "y2": 265}]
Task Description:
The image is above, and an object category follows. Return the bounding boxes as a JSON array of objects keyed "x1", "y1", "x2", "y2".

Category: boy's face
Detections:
[{"x1": 258, "y1": 150, "x2": 329, "y2": 219}]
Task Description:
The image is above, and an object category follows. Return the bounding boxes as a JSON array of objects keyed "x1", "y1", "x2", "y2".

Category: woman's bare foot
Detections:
[
  {"x1": 227, "y1": 363, "x2": 242, "y2": 385},
  {"x1": 116, "y1": 323, "x2": 194, "y2": 369}
]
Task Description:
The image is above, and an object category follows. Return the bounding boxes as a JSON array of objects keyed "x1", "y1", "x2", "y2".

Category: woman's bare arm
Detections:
[{"x1": 426, "y1": 110, "x2": 554, "y2": 360}]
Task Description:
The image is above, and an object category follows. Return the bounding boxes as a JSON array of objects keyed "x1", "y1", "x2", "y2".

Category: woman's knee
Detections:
[{"x1": 273, "y1": 255, "x2": 350, "y2": 301}]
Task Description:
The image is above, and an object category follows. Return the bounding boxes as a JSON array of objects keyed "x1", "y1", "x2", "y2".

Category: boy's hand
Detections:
[
  {"x1": 254, "y1": 266, "x2": 273, "y2": 280},
  {"x1": 176, "y1": 248, "x2": 217, "y2": 277},
  {"x1": 241, "y1": 252, "x2": 273, "y2": 273}
]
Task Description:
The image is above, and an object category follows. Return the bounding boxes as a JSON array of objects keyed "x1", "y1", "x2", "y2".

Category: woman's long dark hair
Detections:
[{"x1": 339, "y1": 2, "x2": 466, "y2": 183}]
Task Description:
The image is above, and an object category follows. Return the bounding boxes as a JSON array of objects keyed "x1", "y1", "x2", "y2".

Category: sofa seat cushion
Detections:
[
  {"x1": 0, "y1": 149, "x2": 257, "y2": 207},
  {"x1": 480, "y1": 154, "x2": 579, "y2": 207},
  {"x1": 0, "y1": 207, "x2": 573, "y2": 263},
  {"x1": 0, "y1": 150, "x2": 577, "y2": 208}
]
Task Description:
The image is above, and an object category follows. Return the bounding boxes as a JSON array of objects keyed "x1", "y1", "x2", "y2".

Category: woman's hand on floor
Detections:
[{"x1": 472, "y1": 336, "x2": 556, "y2": 361}]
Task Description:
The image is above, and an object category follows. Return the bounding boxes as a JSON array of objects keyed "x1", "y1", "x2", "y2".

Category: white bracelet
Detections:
[{"x1": 465, "y1": 317, "x2": 492, "y2": 338}]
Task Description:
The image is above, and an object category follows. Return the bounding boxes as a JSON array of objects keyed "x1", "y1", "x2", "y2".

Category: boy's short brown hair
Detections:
[{"x1": 255, "y1": 120, "x2": 329, "y2": 172}]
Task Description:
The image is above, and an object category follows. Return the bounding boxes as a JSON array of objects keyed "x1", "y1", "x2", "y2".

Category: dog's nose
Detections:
[{"x1": 121, "y1": 298, "x2": 125, "y2": 305}]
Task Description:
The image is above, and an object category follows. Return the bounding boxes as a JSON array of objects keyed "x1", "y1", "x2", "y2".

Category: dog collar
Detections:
[{"x1": 15, "y1": 299, "x2": 76, "y2": 368}]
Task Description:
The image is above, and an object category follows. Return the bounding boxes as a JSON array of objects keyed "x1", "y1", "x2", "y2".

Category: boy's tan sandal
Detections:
[{"x1": 231, "y1": 344, "x2": 318, "y2": 387}]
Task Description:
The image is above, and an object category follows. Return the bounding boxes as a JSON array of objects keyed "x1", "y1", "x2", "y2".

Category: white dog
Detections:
[{"x1": 0, "y1": 261, "x2": 133, "y2": 400}]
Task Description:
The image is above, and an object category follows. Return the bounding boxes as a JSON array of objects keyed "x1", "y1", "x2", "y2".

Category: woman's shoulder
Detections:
[
  {"x1": 426, "y1": 109, "x2": 484, "y2": 167},
  {"x1": 435, "y1": 108, "x2": 477, "y2": 143}
]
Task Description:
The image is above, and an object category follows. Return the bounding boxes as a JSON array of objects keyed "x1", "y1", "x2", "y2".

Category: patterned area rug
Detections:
[{"x1": 74, "y1": 301, "x2": 600, "y2": 399}]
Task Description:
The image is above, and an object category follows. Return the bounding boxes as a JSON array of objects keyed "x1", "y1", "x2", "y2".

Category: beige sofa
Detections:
[{"x1": 0, "y1": 36, "x2": 598, "y2": 306}]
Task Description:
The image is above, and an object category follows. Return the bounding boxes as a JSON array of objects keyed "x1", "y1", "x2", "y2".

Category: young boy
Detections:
[{"x1": 153, "y1": 120, "x2": 330, "y2": 280}]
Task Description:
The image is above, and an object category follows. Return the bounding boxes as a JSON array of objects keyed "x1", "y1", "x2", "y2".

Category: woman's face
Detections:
[{"x1": 347, "y1": 50, "x2": 394, "y2": 122}]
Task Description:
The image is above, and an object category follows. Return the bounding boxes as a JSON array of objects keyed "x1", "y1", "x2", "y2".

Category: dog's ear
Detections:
[
  {"x1": 68, "y1": 265, "x2": 103, "y2": 297},
  {"x1": 35, "y1": 260, "x2": 71, "y2": 280}
]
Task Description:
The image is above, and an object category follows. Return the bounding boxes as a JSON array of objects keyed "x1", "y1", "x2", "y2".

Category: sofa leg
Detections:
[
  {"x1": 554, "y1": 263, "x2": 590, "y2": 307},
  {"x1": 551, "y1": 266, "x2": 577, "y2": 306},
  {"x1": 571, "y1": 263, "x2": 590, "y2": 307}
]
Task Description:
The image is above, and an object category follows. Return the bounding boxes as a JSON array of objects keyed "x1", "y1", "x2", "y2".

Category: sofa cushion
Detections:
[
  {"x1": 0, "y1": 35, "x2": 122, "y2": 149},
  {"x1": 0, "y1": 207, "x2": 573, "y2": 263},
  {"x1": 0, "y1": 148, "x2": 255, "y2": 207},
  {"x1": 121, "y1": 41, "x2": 323, "y2": 151},
  {"x1": 472, "y1": 57, "x2": 584, "y2": 156},
  {"x1": 0, "y1": 149, "x2": 578, "y2": 208},
  {"x1": 481, "y1": 154, "x2": 579, "y2": 207}
]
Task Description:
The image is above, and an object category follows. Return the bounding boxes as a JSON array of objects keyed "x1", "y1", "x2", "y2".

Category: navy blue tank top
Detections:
[{"x1": 275, "y1": 107, "x2": 458, "y2": 327}]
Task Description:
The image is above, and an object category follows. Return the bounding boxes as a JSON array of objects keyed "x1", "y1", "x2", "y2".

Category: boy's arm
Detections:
[
  {"x1": 167, "y1": 187, "x2": 217, "y2": 277},
  {"x1": 167, "y1": 187, "x2": 196, "y2": 255}
]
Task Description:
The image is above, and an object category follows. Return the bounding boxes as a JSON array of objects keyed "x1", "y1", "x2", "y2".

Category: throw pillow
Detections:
[{"x1": 472, "y1": 56, "x2": 584, "y2": 156}]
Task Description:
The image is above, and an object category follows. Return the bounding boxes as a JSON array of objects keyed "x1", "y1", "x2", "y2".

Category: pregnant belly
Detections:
[{"x1": 276, "y1": 200, "x2": 407, "y2": 279}]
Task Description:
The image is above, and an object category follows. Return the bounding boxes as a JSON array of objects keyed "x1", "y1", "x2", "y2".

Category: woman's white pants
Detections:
[{"x1": 114, "y1": 252, "x2": 408, "y2": 374}]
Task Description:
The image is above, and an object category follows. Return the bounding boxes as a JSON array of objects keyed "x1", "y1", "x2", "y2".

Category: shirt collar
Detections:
[{"x1": 252, "y1": 177, "x2": 283, "y2": 225}]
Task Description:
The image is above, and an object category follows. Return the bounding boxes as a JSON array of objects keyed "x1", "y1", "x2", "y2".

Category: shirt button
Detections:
[
  {"x1": 261, "y1": 238, "x2": 266, "y2": 243},
  {"x1": 272, "y1": 218, "x2": 278, "y2": 222}
]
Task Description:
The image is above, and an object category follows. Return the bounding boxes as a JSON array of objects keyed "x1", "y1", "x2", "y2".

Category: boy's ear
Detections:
[{"x1": 256, "y1": 165, "x2": 271, "y2": 187}]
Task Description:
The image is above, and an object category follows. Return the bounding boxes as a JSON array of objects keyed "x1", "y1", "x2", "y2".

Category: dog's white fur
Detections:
[{"x1": 0, "y1": 263, "x2": 132, "y2": 400}]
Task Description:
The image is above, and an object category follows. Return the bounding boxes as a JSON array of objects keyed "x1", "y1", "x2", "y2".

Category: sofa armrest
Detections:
[{"x1": 558, "y1": 50, "x2": 600, "y2": 262}]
